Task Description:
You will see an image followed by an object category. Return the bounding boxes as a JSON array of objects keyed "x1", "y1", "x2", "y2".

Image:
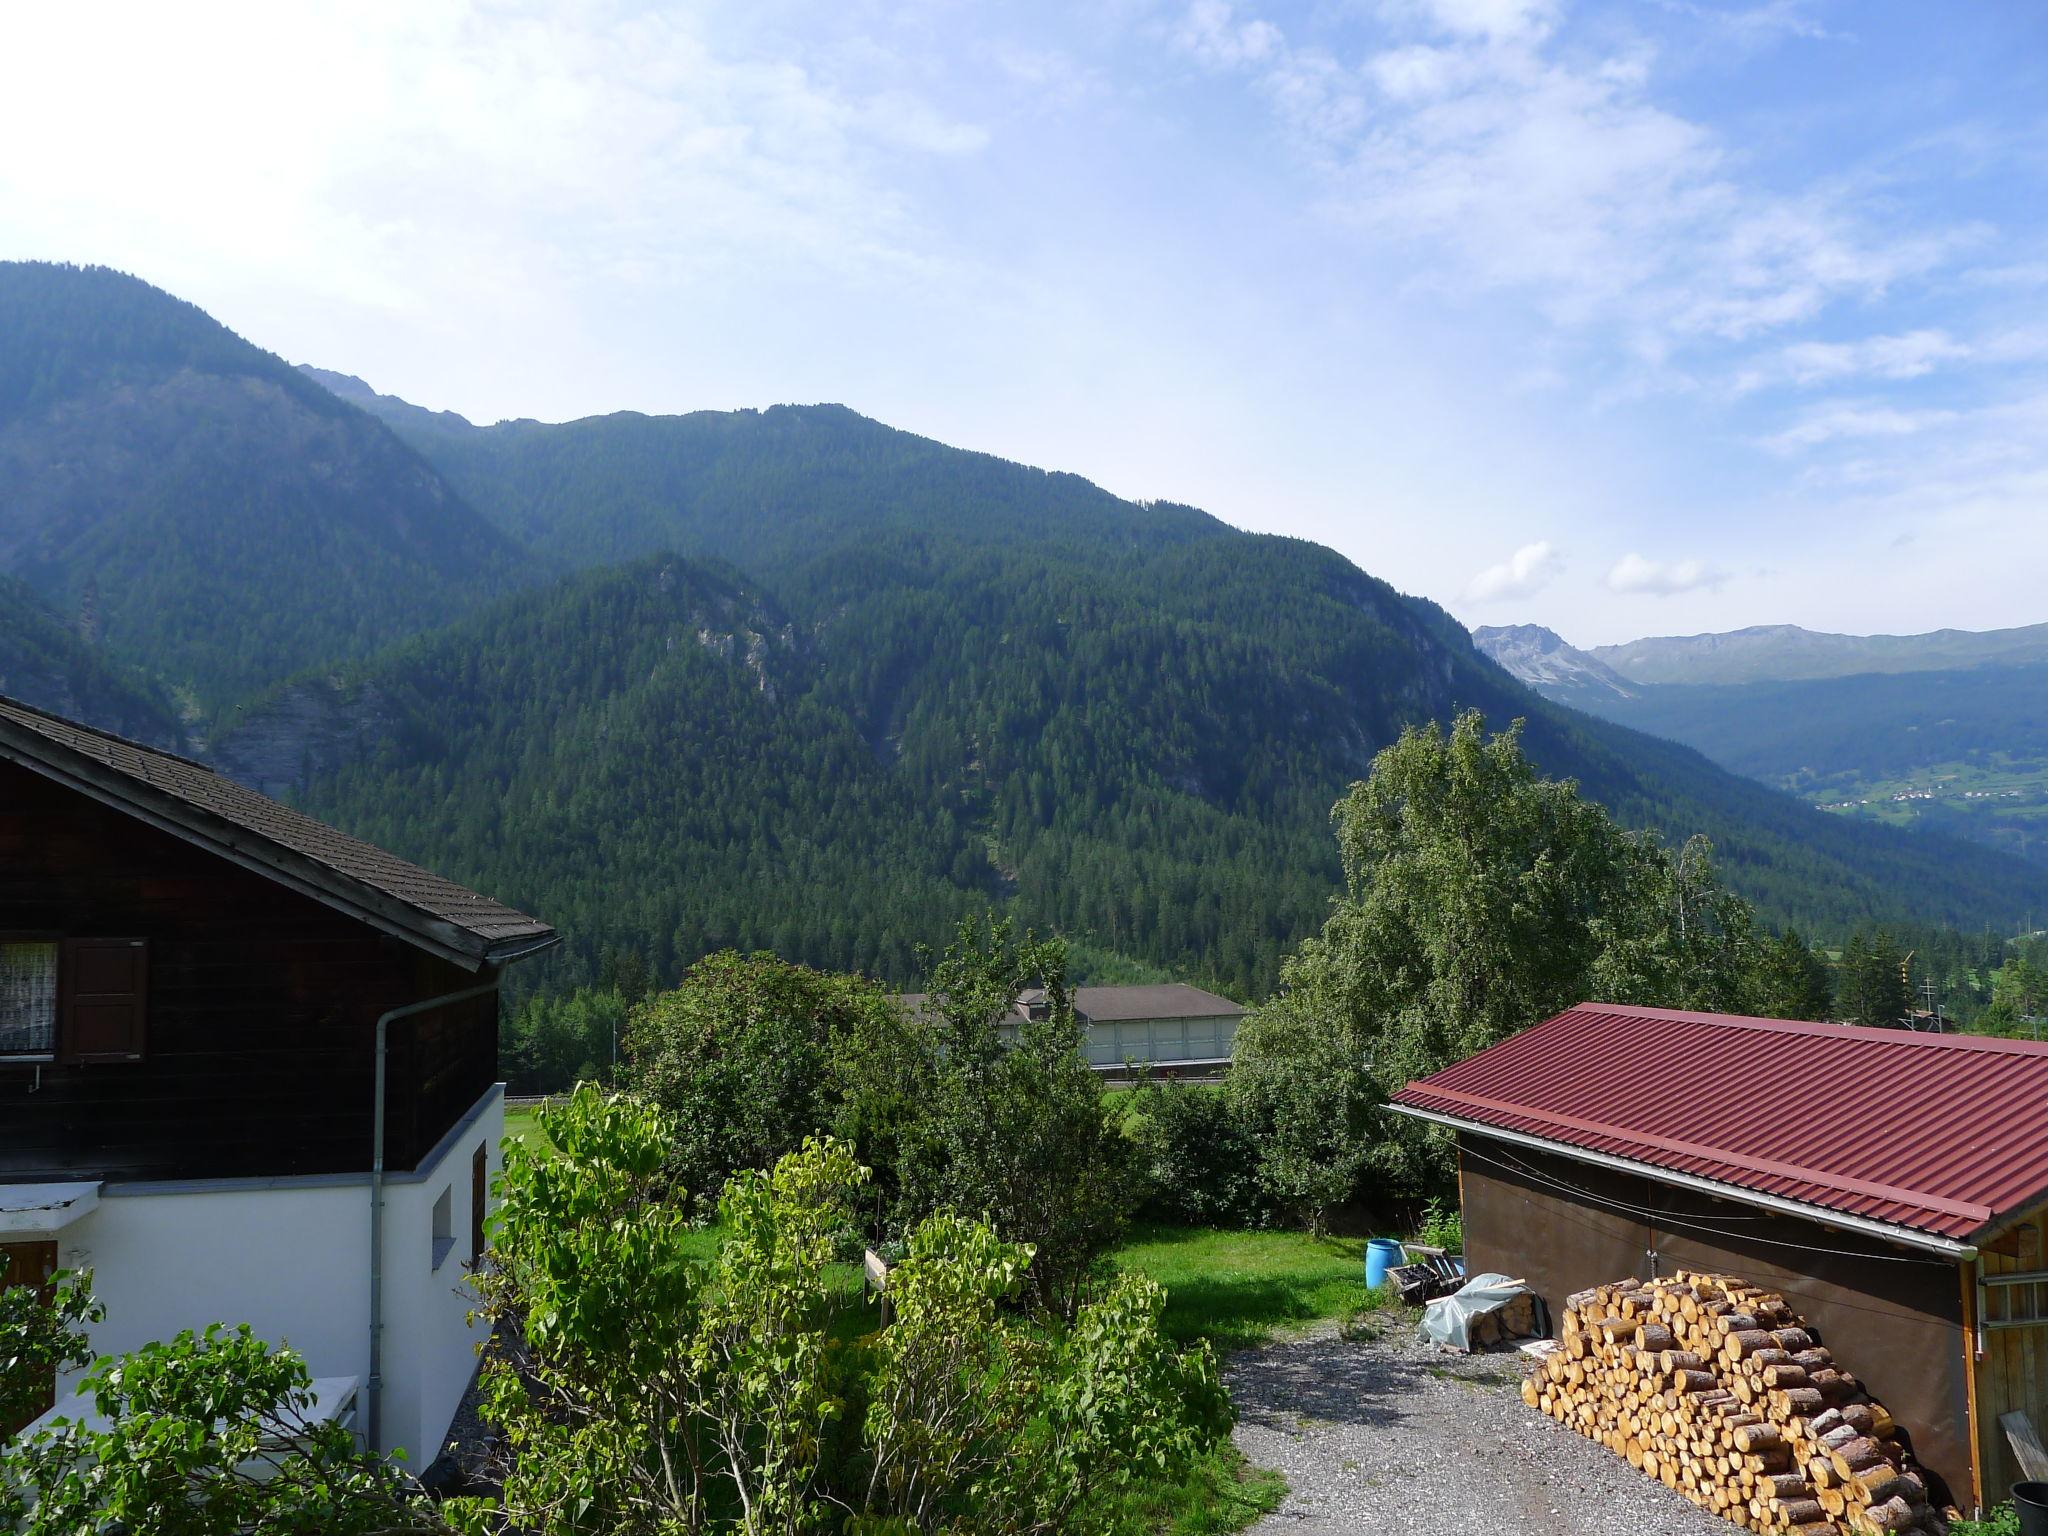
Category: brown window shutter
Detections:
[{"x1": 58, "y1": 938, "x2": 148, "y2": 1063}]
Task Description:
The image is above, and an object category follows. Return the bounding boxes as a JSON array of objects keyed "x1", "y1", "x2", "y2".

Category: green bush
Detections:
[
  {"x1": 472, "y1": 1086, "x2": 1230, "y2": 1535},
  {"x1": 0, "y1": 1267, "x2": 98, "y2": 1435},
  {"x1": 1952, "y1": 1506, "x2": 2020, "y2": 1536},
  {"x1": 894, "y1": 915, "x2": 1141, "y2": 1321},
  {"x1": 1413, "y1": 1198, "x2": 1463, "y2": 1254},
  {"x1": 3, "y1": 1296, "x2": 441, "y2": 1535},
  {"x1": 625, "y1": 949, "x2": 901, "y2": 1209},
  {"x1": 1134, "y1": 1082, "x2": 1267, "y2": 1229}
]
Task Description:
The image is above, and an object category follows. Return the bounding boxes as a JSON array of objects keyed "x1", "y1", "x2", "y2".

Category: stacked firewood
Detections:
[
  {"x1": 1521, "y1": 1272, "x2": 1948, "y2": 1535},
  {"x1": 1460, "y1": 1286, "x2": 1541, "y2": 1347}
]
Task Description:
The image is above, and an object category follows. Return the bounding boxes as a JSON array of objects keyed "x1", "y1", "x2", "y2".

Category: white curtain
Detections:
[{"x1": 0, "y1": 940, "x2": 58, "y2": 1055}]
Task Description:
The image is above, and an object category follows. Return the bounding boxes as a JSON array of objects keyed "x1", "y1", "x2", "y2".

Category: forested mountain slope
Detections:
[
  {"x1": 217, "y1": 536, "x2": 2045, "y2": 1000},
  {"x1": 0, "y1": 264, "x2": 535, "y2": 707},
  {"x1": 304, "y1": 369, "x2": 1223, "y2": 574},
  {"x1": 0, "y1": 574, "x2": 182, "y2": 747},
  {"x1": 1486, "y1": 625, "x2": 2048, "y2": 869}
]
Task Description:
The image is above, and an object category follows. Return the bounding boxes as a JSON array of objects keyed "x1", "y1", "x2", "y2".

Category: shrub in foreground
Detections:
[{"x1": 472, "y1": 1085, "x2": 1230, "y2": 1535}]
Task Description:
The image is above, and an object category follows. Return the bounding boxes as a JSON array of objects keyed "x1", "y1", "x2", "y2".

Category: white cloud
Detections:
[
  {"x1": 1733, "y1": 329, "x2": 1969, "y2": 392},
  {"x1": 1172, "y1": 0, "x2": 1283, "y2": 68},
  {"x1": 1605, "y1": 552, "x2": 1729, "y2": 595},
  {"x1": 0, "y1": 1, "x2": 986, "y2": 328},
  {"x1": 1168, "y1": 0, "x2": 1973, "y2": 371},
  {"x1": 1651, "y1": 0, "x2": 1836, "y2": 48},
  {"x1": 1761, "y1": 402, "x2": 1959, "y2": 453},
  {"x1": 1465, "y1": 539, "x2": 1564, "y2": 601},
  {"x1": 1383, "y1": 0, "x2": 1560, "y2": 44}
]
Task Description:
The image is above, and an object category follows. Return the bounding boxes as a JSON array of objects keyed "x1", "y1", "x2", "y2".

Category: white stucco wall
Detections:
[{"x1": 48, "y1": 1084, "x2": 503, "y2": 1464}]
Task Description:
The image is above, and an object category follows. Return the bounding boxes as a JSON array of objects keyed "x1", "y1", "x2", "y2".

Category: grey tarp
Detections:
[{"x1": 1418, "y1": 1271, "x2": 1541, "y2": 1351}]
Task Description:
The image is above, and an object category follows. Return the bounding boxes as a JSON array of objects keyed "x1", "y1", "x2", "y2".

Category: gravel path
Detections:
[{"x1": 1230, "y1": 1320, "x2": 1733, "y2": 1536}]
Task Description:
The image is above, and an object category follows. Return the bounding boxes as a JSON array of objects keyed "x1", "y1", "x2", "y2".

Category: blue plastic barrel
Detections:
[{"x1": 1365, "y1": 1238, "x2": 1405, "y2": 1290}]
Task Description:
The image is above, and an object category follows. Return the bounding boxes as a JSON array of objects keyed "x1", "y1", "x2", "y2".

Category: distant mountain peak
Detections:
[{"x1": 1472, "y1": 623, "x2": 1639, "y2": 701}]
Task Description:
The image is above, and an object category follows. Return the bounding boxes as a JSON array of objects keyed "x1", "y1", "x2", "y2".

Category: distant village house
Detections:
[{"x1": 895, "y1": 982, "x2": 1246, "y2": 1077}]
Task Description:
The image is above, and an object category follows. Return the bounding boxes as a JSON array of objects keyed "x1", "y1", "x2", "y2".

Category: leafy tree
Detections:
[
  {"x1": 1266, "y1": 712, "x2": 1768, "y2": 1190},
  {"x1": 626, "y1": 951, "x2": 901, "y2": 1206},
  {"x1": 0, "y1": 1267, "x2": 98, "y2": 1437},
  {"x1": 1751, "y1": 928, "x2": 1833, "y2": 1021},
  {"x1": 896, "y1": 916, "x2": 1140, "y2": 1320},
  {"x1": 2, "y1": 1294, "x2": 447, "y2": 1535},
  {"x1": 469, "y1": 1086, "x2": 1227, "y2": 1536},
  {"x1": 1226, "y1": 996, "x2": 1375, "y2": 1235},
  {"x1": 1590, "y1": 834, "x2": 1758, "y2": 1013},
  {"x1": 1982, "y1": 953, "x2": 2045, "y2": 1036}
]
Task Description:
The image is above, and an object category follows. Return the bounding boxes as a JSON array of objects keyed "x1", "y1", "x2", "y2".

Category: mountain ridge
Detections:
[
  {"x1": 1592, "y1": 620, "x2": 2048, "y2": 686},
  {"x1": 0, "y1": 261, "x2": 538, "y2": 708}
]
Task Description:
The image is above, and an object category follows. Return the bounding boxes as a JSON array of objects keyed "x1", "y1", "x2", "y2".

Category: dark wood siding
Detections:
[
  {"x1": 1460, "y1": 1135, "x2": 1974, "y2": 1508},
  {"x1": 0, "y1": 759, "x2": 497, "y2": 1182}
]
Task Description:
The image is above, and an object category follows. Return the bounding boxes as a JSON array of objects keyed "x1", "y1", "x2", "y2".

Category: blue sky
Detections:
[{"x1": 3, "y1": 0, "x2": 2045, "y2": 644}]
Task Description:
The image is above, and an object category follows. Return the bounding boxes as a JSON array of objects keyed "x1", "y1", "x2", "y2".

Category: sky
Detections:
[{"x1": 3, "y1": 0, "x2": 2045, "y2": 646}]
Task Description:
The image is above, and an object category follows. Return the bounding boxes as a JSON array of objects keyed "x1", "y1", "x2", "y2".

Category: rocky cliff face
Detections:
[
  {"x1": 1473, "y1": 624, "x2": 1640, "y2": 703},
  {"x1": 209, "y1": 678, "x2": 399, "y2": 799}
]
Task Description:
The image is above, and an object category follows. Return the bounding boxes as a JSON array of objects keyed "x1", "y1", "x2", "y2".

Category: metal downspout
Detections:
[{"x1": 368, "y1": 976, "x2": 502, "y2": 1453}]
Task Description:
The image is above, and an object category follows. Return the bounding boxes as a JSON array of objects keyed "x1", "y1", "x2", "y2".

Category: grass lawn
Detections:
[
  {"x1": 501, "y1": 1105, "x2": 546, "y2": 1149},
  {"x1": 1114, "y1": 1225, "x2": 1371, "y2": 1352},
  {"x1": 1091, "y1": 1444, "x2": 1286, "y2": 1535}
]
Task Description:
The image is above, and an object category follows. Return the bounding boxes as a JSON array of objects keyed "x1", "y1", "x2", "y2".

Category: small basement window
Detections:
[
  {"x1": 431, "y1": 1186, "x2": 454, "y2": 1271},
  {"x1": 0, "y1": 941, "x2": 59, "y2": 1059}
]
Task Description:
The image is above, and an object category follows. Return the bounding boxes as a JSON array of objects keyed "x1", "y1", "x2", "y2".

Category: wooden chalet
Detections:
[{"x1": 0, "y1": 693, "x2": 555, "y2": 1460}]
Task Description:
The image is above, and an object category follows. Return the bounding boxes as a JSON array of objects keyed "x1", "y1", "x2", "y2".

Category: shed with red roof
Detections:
[{"x1": 1390, "y1": 1002, "x2": 2048, "y2": 1517}]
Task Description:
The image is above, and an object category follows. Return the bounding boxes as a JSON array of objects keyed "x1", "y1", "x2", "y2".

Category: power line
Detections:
[{"x1": 1456, "y1": 1140, "x2": 1955, "y2": 1267}]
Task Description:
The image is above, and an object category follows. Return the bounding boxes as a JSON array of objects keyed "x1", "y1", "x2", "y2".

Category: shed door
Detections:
[{"x1": 1, "y1": 1240, "x2": 61, "y2": 1435}]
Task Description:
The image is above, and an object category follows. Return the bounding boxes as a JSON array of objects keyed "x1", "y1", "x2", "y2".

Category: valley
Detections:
[{"x1": 1477, "y1": 626, "x2": 2048, "y2": 869}]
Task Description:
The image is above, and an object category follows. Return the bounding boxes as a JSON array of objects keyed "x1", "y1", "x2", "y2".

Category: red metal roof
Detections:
[{"x1": 1391, "y1": 1003, "x2": 2048, "y2": 1243}]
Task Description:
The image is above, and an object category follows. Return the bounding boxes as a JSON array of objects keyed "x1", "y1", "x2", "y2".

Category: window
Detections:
[
  {"x1": 0, "y1": 938, "x2": 149, "y2": 1064},
  {"x1": 0, "y1": 941, "x2": 58, "y2": 1058},
  {"x1": 431, "y1": 1186, "x2": 454, "y2": 1271}
]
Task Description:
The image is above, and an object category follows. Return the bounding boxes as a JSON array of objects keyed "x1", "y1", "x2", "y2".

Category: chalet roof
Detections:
[
  {"x1": 0, "y1": 693, "x2": 555, "y2": 970},
  {"x1": 894, "y1": 983, "x2": 1245, "y2": 1023},
  {"x1": 1391, "y1": 1002, "x2": 2048, "y2": 1251}
]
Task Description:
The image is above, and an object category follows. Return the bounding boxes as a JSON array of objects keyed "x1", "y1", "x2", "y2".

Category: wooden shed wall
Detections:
[
  {"x1": 1460, "y1": 1135, "x2": 1975, "y2": 1507},
  {"x1": 0, "y1": 759, "x2": 497, "y2": 1182},
  {"x1": 1971, "y1": 1209, "x2": 2048, "y2": 1507}
]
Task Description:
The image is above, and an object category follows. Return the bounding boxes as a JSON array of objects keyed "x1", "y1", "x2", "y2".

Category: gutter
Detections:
[
  {"x1": 1388, "y1": 1102, "x2": 1979, "y2": 1261},
  {"x1": 368, "y1": 978, "x2": 503, "y2": 1452}
]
